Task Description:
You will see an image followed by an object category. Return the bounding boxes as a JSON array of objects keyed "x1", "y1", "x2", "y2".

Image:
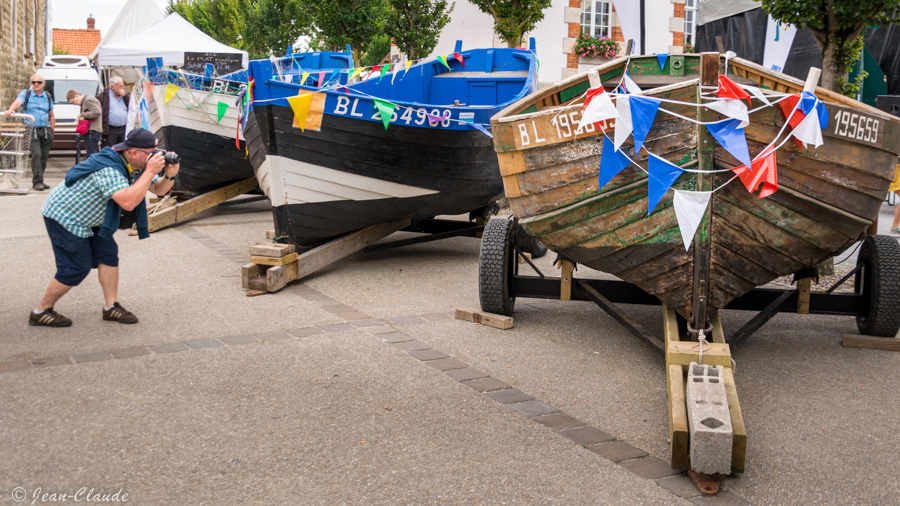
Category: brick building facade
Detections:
[{"x1": 1, "y1": 0, "x2": 49, "y2": 110}]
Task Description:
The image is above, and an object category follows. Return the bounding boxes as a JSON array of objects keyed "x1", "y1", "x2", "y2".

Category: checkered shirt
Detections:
[{"x1": 41, "y1": 167, "x2": 131, "y2": 238}]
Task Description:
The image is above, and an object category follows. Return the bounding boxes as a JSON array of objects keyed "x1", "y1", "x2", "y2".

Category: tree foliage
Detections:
[
  {"x1": 468, "y1": 0, "x2": 551, "y2": 48},
  {"x1": 310, "y1": 0, "x2": 389, "y2": 64},
  {"x1": 759, "y1": 0, "x2": 900, "y2": 94},
  {"x1": 167, "y1": 0, "x2": 313, "y2": 59},
  {"x1": 384, "y1": 0, "x2": 454, "y2": 60}
]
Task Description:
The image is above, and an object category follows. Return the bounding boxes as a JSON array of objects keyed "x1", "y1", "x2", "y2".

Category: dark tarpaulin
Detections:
[{"x1": 696, "y1": 8, "x2": 899, "y2": 95}]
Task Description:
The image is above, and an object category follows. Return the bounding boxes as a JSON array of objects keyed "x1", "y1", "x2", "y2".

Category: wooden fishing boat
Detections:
[
  {"x1": 489, "y1": 52, "x2": 900, "y2": 333},
  {"x1": 244, "y1": 42, "x2": 538, "y2": 247},
  {"x1": 141, "y1": 53, "x2": 352, "y2": 194}
]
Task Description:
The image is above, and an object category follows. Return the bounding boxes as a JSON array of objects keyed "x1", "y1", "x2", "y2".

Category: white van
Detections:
[{"x1": 38, "y1": 55, "x2": 102, "y2": 154}]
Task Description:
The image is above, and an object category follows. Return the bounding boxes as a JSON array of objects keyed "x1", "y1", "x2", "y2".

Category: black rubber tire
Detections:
[
  {"x1": 479, "y1": 217, "x2": 516, "y2": 315},
  {"x1": 855, "y1": 235, "x2": 900, "y2": 337},
  {"x1": 515, "y1": 222, "x2": 549, "y2": 259}
]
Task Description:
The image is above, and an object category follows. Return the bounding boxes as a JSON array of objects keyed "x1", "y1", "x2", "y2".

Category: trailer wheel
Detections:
[
  {"x1": 479, "y1": 217, "x2": 516, "y2": 315},
  {"x1": 855, "y1": 235, "x2": 900, "y2": 337},
  {"x1": 516, "y1": 222, "x2": 549, "y2": 259}
]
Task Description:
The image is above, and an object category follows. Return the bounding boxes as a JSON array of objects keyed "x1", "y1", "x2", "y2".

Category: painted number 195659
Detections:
[{"x1": 832, "y1": 110, "x2": 880, "y2": 145}]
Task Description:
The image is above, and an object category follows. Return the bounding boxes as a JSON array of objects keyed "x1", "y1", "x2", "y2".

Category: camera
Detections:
[{"x1": 151, "y1": 149, "x2": 180, "y2": 165}]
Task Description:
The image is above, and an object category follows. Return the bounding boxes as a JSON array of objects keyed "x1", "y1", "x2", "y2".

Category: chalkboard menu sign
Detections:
[{"x1": 183, "y1": 52, "x2": 243, "y2": 75}]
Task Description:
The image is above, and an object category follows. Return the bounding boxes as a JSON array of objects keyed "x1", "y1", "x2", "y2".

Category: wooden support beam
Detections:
[
  {"x1": 455, "y1": 309, "x2": 514, "y2": 330},
  {"x1": 559, "y1": 260, "x2": 575, "y2": 301},
  {"x1": 796, "y1": 278, "x2": 811, "y2": 314},
  {"x1": 147, "y1": 177, "x2": 258, "y2": 232},
  {"x1": 293, "y1": 220, "x2": 411, "y2": 281},
  {"x1": 668, "y1": 364, "x2": 690, "y2": 470},
  {"x1": 664, "y1": 306, "x2": 689, "y2": 470},
  {"x1": 842, "y1": 334, "x2": 900, "y2": 351},
  {"x1": 723, "y1": 367, "x2": 747, "y2": 473}
]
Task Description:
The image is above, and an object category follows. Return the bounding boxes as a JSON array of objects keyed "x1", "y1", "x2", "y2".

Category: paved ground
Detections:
[{"x1": 0, "y1": 157, "x2": 898, "y2": 505}]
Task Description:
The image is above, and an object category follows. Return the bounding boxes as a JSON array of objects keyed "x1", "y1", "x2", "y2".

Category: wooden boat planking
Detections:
[{"x1": 490, "y1": 53, "x2": 900, "y2": 321}]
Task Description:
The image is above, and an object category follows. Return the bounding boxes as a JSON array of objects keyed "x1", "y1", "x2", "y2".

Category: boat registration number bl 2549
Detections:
[
  {"x1": 831, "y1": 110, "x2": 881, "y2": 147},
  {"x1": 512, "y1": 108, "x2": 610, "y2": 150},
  {"x1": 333, "y1": 96, "x2": 452, "y2": 127}
]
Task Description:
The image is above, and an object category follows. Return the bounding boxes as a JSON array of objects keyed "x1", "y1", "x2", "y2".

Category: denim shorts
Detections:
[{"x1": 44, "y1": 216, "x2": 118, "y2": 286}]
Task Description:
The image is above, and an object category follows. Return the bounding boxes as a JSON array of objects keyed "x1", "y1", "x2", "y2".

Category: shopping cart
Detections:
[{"x1": 0, "y1": 113, "x2": 34, "y2": 194}]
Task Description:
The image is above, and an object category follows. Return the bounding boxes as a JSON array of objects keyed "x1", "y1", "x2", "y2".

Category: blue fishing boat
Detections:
[{"x1": 245, "y1": 41, "x2": 538, "y2": 247}]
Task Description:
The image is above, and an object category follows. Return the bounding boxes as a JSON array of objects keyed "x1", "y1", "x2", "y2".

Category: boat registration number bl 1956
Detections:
[
  {"x1": 513, "y1": 108, "x2": 610, "y2": 149},
  {"x1": 831, "y1": 110, "x2": 881, "y2": 147}
]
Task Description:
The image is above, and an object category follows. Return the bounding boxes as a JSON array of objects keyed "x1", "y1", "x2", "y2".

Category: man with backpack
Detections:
[{"x1": 4, "y1": 74, "x2": 56, "y2": 191}]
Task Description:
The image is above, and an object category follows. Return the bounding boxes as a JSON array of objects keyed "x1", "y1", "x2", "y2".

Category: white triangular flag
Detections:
[
  {"x1": 739, "y1": 84, "x2": 771, "y2": 106},
  {"x1": 792, "y1": 110, "x2": 823, "y2": 148},
  {"x1": 614, "y1": 95, "x2": 633, "y2": 151},
  {"x1": 705, "y1": 99, "x2": 750, "y2": 128},
  {"x1": 578, "y1": 92, "x2": 619, "y2": 131},
  {"x1": 623, "y1": 73, "x2": 642, "y2": 94},
  {"x1": 673, "y1": 190, "x2": 713, "y2": 251}
]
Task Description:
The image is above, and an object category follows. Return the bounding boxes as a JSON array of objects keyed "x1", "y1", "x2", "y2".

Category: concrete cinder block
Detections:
[{"x1": 686, "y1": 362, "x2": 733, "y2": 475}]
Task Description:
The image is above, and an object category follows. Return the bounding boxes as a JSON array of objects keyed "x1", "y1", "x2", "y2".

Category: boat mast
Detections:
[{"x1": 690, "y1": 52, "x2": 720, "y2": 333}]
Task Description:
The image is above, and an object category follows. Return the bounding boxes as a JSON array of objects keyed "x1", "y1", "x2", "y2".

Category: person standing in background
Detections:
[
  {"x1": 67, "y1": 90, "x2": 103, "y2": 157},
  {"x1": 4, "y1": 74, "x2": 55, "y2": 191},
  {"x1": 97, "y1": 76, "x2": 130, "y2": 148}
]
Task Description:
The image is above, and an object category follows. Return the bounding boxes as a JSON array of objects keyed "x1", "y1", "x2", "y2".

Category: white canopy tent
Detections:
[
  {"x1": 89, "y1": 0, "x2": 166, "y2": 61},
  {"x1": 97, "y1": 12, "x2": 248, "y2": 69}
]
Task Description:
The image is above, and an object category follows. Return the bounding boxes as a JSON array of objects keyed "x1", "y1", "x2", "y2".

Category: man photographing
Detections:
[
  {"x1": 30, "y1": 128, "x2": 179, "y2": 327},
  {"x1": 98, "y1": 76, "x2": 130, "y2": 148}
]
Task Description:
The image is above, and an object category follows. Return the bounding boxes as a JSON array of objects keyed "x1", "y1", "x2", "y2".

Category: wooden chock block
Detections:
[
  {"x1": 667, "y1": 341, "x2": 733, "y2": 368},
  {"x1": 454, "y1": 309, "x2": 514, "y2": 330},
  {"x1": 842, "y1": 334, "x2": 900, "y2": 351},
  {"x1": 249, "y1": 243, "x2": 296, "y2": 258},
  {"x1": 517, "y1": 252, "x2": 531, "y2": 264},
  {"x1": 249, "y1": 252, "x2": 299, "y2": 266},
  {"x1": 265, "y1": 229, "x2": 276, "y2": 239}
]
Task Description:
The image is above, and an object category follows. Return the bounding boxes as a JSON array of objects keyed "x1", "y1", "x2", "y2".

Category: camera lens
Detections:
[{"x1": 164, "y1": 153, "x2": 180, "y2": 165}]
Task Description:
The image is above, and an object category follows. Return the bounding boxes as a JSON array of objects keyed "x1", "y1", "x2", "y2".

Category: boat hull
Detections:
[
  {"x1": 247, "y1": 105, "x2": 503, "y2": 246},
  {"x1": 147, "y1": 84, "x2": 254, "y2": 193}
]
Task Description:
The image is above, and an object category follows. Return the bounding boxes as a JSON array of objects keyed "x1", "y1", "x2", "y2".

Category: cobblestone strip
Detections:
[
  {"x1": 364, "y1": 325, "x2": 750, "y2": 505},
  {"x1": 177, "y1": 226, "x2": 248, "y2": 264}
]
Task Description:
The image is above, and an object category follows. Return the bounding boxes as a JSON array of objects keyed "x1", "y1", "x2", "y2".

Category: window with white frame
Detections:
[
  {"x1": 581, "y1": 1, "x2": 612, "y2": 38},
  {"x1": 684, "y1": 0, "x2": 697, "y2": 46}
]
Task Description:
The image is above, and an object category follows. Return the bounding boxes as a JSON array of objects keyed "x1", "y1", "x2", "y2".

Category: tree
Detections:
[
  {"x1": 759, "y1": 0, "x2": 900, "y2": 94},
  {"x1": 468, "y1": 0, "x2": 551, "y2": 48},
  {"x1": 311, "y1": 0, "x2": 390, "y2": 64},
  {"x1": 241, "y1": 0, "x2": 314, "y2": 58},
  {"x1": 384, "y1": 0, "x2": 454, "y2": 61},
  {"x1": 167, "y1": 0, "x2": 314, "y2": 59}
]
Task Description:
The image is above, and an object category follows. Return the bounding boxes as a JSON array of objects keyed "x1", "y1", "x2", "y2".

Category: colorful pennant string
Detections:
[
  {"x1": 647, "y1": 154, "x2": 683, "y2": 215},
  {"x1": 732, "y1": 146, "x2": 778, "y2": 199},
  {"x1": 706, "y1": 118, "x2": 753, "y2": 169},
  {"x1": 286, "y1": 93, "x2": 313, "y2": 132},
  {"x1": 216, "y1": 101, "x2": 228, "y2": 123},
  {"x1": 673, "y1": 190, "x2": 713, "y2": 251},
  {"x1": 164, "y1": 83, "x2": 178, "y2": 104},
  {"x1": 372, "y1": 98, "x2": 395, "y2": 129},
  {"x1": 629, "y1": 96, "x2": 660, "y2": 154}
]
